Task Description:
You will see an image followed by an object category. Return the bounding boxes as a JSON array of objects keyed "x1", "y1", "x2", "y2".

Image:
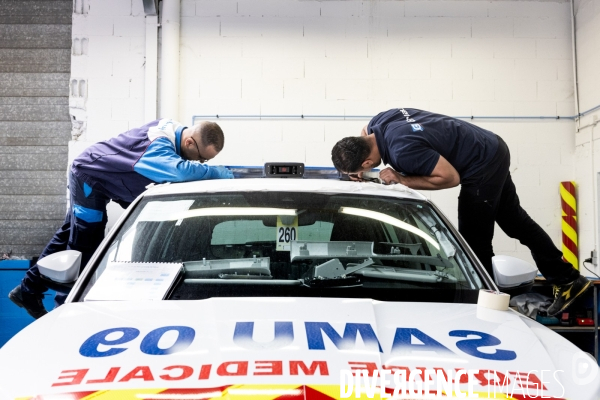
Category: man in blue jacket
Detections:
[
  {"x1": 9, "y1": 119, "x2": 233, "y2": 318},
  {"x1": 331, "y1": 108, "x2": 590, "y2": 317}
]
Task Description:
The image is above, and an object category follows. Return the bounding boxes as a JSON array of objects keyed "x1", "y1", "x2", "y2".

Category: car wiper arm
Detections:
[
  {"x1": 304, "y1": 275, "x2": 362, "y2": 288},
  {"x1": 355, "y1": 268, "x2": 458, "y2": 283},
  {"x1": 184, "y1": 279, "x2": 302, "y2": 286}
]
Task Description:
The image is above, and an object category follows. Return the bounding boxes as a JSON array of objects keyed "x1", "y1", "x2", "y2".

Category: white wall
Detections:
[
  {"x1": 574, "y1": 0, "x2": 600, "y2": 277},
  {"x1": 71, "y1": 0, "x2": 585, "y2": 271},
  {"x1": 70, "y1": 0, "x2": 148, "y2": 229},
  {"x1": 71, "y1": 0, "x2": 147, "y2": 143}
]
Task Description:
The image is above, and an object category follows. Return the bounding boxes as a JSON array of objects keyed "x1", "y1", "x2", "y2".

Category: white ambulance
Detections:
[{"x1": 0, "y1": 165, "x2": 598, "y2": 399}]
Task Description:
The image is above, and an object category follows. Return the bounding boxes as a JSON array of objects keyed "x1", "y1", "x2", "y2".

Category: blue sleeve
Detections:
[{"x1": 133, "y1": 137, "x2": 233, "y2": 183}]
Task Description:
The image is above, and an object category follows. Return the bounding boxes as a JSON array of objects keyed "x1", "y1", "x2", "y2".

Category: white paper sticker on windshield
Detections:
[
  {"x1": 84, "y1": 262, "x2": 182, "y2": 301},
  {"x1": 137, "y1": 200, "x2": 194, "y2": 222},
  {"x1": 276, "y1": 215, "x2": 298, "y2": 251}
]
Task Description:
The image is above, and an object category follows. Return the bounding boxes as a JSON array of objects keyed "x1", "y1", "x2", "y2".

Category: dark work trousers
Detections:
[
  {"x1": 458, "y1": 136, "x2": 579, "y2": 285},
  {"x1": 21, "y1": 171, "x2": 109, "y2": 306}
]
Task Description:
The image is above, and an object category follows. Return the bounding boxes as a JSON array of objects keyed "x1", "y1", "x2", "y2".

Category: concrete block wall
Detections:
[
  {"x1": 0, "y1": 1, "x2": 72, "y2": 259},
  {"x1": 573, "y1": 0, "x2": 600, "y2": 277},
  {"x1": 70, "y1": 0, "x2": 146, "y2": 144},
  {"x1": 79, "y1": 0, "x2": 580, "y2": 269},
  {"x1": 69, "y1": 0, "x2": 148, "y2": 227}
]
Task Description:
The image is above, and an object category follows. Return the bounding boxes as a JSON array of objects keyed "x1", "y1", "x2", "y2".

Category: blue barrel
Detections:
[{"x1": 0, "y1": 260, "x2": 56, "y2": 347}]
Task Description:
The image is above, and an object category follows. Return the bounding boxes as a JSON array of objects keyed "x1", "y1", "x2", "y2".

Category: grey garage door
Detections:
[{"x1": 0, "y1": 1, "x2": 72, "y2": 259}]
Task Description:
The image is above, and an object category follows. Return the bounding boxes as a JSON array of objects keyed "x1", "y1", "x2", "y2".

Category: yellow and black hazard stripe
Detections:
[{"x1": 560, "y1": 181, "x2": 578, "y2": 269}]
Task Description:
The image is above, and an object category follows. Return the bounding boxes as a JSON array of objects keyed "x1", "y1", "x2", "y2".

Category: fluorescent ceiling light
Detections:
[
  {"x1": 339, "y1": 207, "x2": 439, "y2": 251},
  {"x1": 174, "y1": 207, "x2": 296, "y2": 220}
]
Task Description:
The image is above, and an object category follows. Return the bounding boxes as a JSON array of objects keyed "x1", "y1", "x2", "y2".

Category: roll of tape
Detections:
[{"x1": 477, "y1": 289, "x2": 510, "y2": 311}]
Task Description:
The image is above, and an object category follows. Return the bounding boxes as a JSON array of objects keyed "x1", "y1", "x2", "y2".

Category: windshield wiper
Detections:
[
  {"x1": 354, "y1": 267, "x2": 458, "y2": 283},
  {"x1": 184, "y1": 278, "x2": 302, "y2": 286},
  {"x1": 303, "y1": 275, "x2": 362, "y2": 288}
]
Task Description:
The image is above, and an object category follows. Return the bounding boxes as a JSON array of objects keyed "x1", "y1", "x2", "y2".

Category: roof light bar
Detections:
[
  {"x1": 264, "y1": 162, "x2": 304, "y2": 178},
  {"x1": 226, "y1": 164, "x2": 342, "y2": 180}
]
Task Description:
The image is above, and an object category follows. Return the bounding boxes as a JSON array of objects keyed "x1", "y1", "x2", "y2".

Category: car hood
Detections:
[{"x1": 0, "y1": 298, "x2": 597, "y2": 399}]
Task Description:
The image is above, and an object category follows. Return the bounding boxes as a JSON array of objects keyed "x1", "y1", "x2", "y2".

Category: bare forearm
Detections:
[
  {"x1": 379, "y1": 157, "x2": 460, "y2": 190},
  {"x1": 398, "y1": 174, "x2": 459, "y2": 190}
]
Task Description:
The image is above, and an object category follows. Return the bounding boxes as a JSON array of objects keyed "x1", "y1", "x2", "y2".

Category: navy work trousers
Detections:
[
  {"x1": 21, "y1": 171, "x2": 109, "y2": 305},
  {"x1": 458, "y1": 136, "x2": 579, "y2": 285}
]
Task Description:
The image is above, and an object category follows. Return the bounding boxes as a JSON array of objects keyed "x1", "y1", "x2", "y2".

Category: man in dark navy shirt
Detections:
[{"x1": 331, "y1": 108, "x2": 589, "y2": 316}]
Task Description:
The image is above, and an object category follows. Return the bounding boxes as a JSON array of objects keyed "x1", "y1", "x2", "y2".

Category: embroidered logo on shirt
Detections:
[{"x1": 411, "y1": 124, "x2": 423, "y2": 132}]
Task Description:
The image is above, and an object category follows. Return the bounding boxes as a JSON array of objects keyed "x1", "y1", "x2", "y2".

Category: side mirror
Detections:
[
  {"x1": 37, "y1": 250, "x2": 81, "y2": 284},
  {"x1": 492, "y1": 255, "x2": 538, "y2": 289}
]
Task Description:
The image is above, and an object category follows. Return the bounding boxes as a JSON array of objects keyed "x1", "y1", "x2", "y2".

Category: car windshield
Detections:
[{"x1": 78, "y1": 191, "x2": 484, "y2": 303}]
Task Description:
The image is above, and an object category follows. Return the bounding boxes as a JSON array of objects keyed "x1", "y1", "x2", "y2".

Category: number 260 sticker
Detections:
[{"x1": 276, "y1": 216, "x2": 298, "y2": 251}]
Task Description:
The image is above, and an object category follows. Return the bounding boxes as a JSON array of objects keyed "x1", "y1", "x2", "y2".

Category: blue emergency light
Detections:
[{"x1": 226, "y1": 163, "x2": 343, "y2": 180}]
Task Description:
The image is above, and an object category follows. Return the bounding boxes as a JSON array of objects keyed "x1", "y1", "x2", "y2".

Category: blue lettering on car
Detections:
[
  {"x1": 80, "y1": 327, "x2": 140, "y2": 357},
  {"x1": 234, "y1": 321, "x2": 294, "y2": 350},
  {"x1": 305, "y1": 322, "x2": 383, "y2": 352},
  {"x1": 391, "y1": 328, "x2": 457, "y2": 357},
  {"x1": 79, "y1": 323, "x2": 517, "y2": 361},
  {"x1": 449, "y1": 330, "x2": 517, "y2": 361}
]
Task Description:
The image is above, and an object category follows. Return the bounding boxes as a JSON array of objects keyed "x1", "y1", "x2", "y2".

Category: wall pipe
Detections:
[
  {"x1": 193, "y1": 113, "x2": 591, "y2": 123},
  {"x1": 159, "y1": 0, "x2": 180, "y2": 120},
  {"x1": 144, "y1": 16, "x2": 158, "y2": 121},
  {"x1": 580, "y1": 104, "x2": 600, "y2": 118},
  {"x1": 571, "y1": 0, "x2": 581, "y2": 129},
  {"x1": 592, "y1": 123, "x2": 598, "y2": 270},
  {"x1": 192, "y1": 103, "x2": 600, "y2": 124}
]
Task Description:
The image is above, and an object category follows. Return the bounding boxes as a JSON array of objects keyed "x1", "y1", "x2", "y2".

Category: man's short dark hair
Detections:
[
  {"x1": 331, "y1": 136, "x2": 371, "y2": 173},
  {"x1": 200, "y1": 122, "x2": 224, "y2": 152}
]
